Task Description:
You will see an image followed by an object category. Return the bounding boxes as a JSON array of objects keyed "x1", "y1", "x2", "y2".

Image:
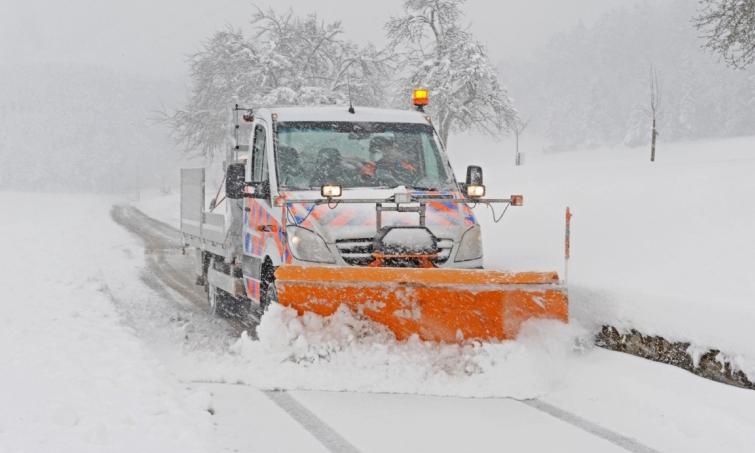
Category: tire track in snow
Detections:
[
  {"x1": 264, "y1": 390, "x2": 361, "y2": 453},
  {"x1": 522, "y1": 399, "x2": 661, "y2": 453}
]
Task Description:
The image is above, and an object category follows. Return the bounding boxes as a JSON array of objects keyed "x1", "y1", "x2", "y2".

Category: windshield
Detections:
[{"x1": 275, "y1": 122, "x2": 456, "y2": 191}]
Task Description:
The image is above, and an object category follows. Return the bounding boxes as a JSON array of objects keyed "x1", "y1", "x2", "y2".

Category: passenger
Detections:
[
  {"x1": 361, "y1": 136, "x2": 417, "y2": 186},
  {"x1": 317, "y1": 147, "x2": 342, "y2": 166},
  {"x1": 360, "y1": 137, "x2": 386, "y2": 181}
]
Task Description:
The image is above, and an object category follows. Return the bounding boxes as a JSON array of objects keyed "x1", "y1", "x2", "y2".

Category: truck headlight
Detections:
[
  {"x1": 455, "y1": 225, "x2": 483, "y2": 262},
  {"x1": 287, "y1": 226, "x2": 336, "y2": 263}
]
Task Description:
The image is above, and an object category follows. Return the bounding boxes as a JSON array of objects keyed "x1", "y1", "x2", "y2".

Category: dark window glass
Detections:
[{"x1": 251, "y1": 124, "x2": 268, "y2": 182}]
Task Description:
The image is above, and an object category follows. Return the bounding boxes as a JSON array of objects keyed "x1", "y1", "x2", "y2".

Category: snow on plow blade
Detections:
[{"x1": 275, "y1": 266, "x2": 568, "y2": 343}]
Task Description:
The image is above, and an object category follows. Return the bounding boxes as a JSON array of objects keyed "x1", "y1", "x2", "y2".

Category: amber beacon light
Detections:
[{"x1": 412, "y1": 88, "x2": 429, "y2": 109}]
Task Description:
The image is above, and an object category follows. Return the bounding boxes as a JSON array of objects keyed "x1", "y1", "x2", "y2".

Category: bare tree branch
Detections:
[{"x1": 694, "y1": 0, "x2": 755, "y2": 68}]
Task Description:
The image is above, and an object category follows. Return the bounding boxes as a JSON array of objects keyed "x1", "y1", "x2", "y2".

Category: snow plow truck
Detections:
[{"x1": 180, "y1": 90, "x2": 568, "y2": 342}]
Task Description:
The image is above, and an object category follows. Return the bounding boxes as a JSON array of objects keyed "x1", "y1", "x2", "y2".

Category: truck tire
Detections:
[
  {"x1": 260, "y1": 281, "x2": 278, "y2": 313},
  {"x1": 260, "y1": 261, "x2": 278, "y2": 313}
]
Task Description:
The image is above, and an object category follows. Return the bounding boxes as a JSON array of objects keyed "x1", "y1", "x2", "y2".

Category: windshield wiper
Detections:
[{"x1": 407, "y1": 186, "x2": 440, "y2": 191}]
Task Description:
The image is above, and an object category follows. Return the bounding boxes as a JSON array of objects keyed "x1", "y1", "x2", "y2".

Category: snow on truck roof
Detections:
[{"x1": 259, "y1": 106, "x2": 431, "y2": 124}]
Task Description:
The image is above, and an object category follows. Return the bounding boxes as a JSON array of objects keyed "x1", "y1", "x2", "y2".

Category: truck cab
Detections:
[
  {"x1": 238, "y1": 107, "x2": 483, "y2": 305},
  {"x1": 182, "y1": 105, "x2": 496, "y2": 314}
]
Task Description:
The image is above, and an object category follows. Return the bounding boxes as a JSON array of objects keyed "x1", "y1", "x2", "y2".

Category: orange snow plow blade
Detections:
[{"x1": 275, "y1": 266, "x2": 568, "y2": 343}]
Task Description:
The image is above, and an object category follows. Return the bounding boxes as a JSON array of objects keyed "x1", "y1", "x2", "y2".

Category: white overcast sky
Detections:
[{"x1": 1, "y1": 0, "x2": 664, "y2": 80}]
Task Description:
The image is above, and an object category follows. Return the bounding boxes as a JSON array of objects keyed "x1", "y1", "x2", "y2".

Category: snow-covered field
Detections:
[{"x1": 0, "y1": 193, "x2": 211, "y2": 452}]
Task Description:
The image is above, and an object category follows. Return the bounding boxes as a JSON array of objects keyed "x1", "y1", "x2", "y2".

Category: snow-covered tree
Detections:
[
  {"x1": 386, "y1": 0, "x2": 517, "y2": 145},
  {"x1": 169, "y1": 29, "x2": 253, "y2": 159},
  {"x1": 695, "y1": 0, "x2": 755, "y2": 68},
  {"x1": 169, "y1": 8, "x2": 392, "y2": 158}
]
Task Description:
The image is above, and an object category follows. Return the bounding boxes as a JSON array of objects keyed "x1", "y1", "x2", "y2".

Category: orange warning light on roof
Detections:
[{"x1": 412, "y1": 88, "x2": 429, "y2": 107}]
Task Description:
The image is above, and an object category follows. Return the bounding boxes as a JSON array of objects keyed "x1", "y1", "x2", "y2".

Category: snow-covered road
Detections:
[{"x1": 3, "y1": 192, "x2": 755, "y2": 452}]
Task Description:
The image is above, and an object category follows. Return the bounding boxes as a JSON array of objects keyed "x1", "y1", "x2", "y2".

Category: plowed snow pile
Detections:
[{"x1": 183, "y1": 304, "x2": 591, "y2": 399}]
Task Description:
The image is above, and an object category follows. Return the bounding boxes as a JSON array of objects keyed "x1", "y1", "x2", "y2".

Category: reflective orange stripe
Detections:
[{"x1": 330, "y1": 210, "x2": 354, "y2": 227}]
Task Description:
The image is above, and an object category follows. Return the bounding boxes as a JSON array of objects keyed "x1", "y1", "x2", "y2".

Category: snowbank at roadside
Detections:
[{"x1": 0, "y1": 193, "x2": 211, "y2": 452}]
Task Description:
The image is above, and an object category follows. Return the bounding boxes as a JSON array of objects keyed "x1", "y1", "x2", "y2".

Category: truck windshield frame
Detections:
[{"x1": 274, "y1": 121, "x2": 457, "y2": 192}]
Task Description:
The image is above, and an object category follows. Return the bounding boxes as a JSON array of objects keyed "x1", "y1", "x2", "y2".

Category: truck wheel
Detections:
[
  {"x1": 260, "y1": 281, "x2": 278, "y2": 312},
  {"x1": 260, "y1": 262, "x2": 278, "y2": 313}
]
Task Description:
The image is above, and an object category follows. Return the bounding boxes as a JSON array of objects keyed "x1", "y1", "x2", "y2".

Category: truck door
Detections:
[{"x1": 241, "y1": 122, "x2": 274, "y2": 302}]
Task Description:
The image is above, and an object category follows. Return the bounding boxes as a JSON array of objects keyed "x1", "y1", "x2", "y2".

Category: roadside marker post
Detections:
[{"x1": 565, "y1": 207, "x2": 572, "y2": 284}]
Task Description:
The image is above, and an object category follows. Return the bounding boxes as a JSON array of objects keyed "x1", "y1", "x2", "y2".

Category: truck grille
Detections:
[{"x1": 335, "y1": 237, "x2": 454, "y2": 266}]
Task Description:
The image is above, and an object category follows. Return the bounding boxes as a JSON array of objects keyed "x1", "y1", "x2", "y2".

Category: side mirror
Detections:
[
  {"x1": 464, "y1": 165, "x2": 485, "y2": 199},
  {"x1": 466, "y1": 165, "x2": 483, "y2": 185},
  {"x1": 226, "y1": 163, "x2": 246, "y2": 199}
]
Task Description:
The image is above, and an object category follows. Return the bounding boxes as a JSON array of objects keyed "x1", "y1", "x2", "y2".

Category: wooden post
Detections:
[
  {"x1": 513, "y1": 118, "x2": 529, "y2": 166},
  {"x1": 515, "y1": 129, "x2": 520, "y2": 166},
  {"x1": 564, "y1": 207, "x2": 572, "y2": 284},
  {"x1": 651, "y1": 116, "x2": 657, "y2": 162}
]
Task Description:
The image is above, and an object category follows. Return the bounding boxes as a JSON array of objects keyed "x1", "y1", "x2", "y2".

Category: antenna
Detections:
[
  {"x1": 233, "y1": 104, "x2": 240, "y2": 150},
  {"x1": 347, "y1": 75, "x2": 355, "y2": 114}
]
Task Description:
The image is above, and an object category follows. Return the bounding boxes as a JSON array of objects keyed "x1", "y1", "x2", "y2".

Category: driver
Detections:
[
  {"x1": 311, "y1": 147, "x2": 346, "y2": 187},
  {"x1": 361, "y1": 136, "x2": 417, "y2": 185},
  {"x1": 277, "y1": 146, "x2": 306, "y2": 188}
]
